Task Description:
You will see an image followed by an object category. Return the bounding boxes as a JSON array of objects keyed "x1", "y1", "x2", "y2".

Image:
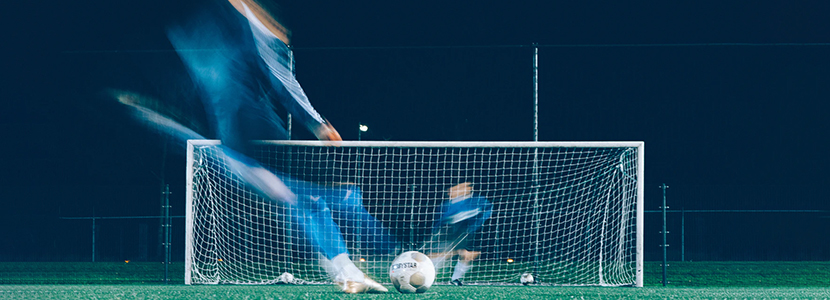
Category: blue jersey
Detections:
[
  {"x1": 168, "y1": 0, "x2": 326, "y2": 156},
  {"x1": 434, "y1": 194, "x2": 493, "y2": 234}
]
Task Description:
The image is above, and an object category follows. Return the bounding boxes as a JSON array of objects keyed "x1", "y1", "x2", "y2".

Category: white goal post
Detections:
[{"x1": 185, "y1": 140, "x2": 644, "y2": 286}]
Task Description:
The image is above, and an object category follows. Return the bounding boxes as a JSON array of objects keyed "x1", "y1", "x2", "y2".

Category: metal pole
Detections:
[
  {"x1": 287, "y1": 114, "x2": 292, "y2": 140},
  {"x1": 92, "y1": 207, "x2": 96, "y2": 262},
  {"x1": 164, "y1": 184, "x2": 171, "y2": 283},
  {"x1": 157, "y1": 142, "x2": 168, "y2": 262},
  {"x1": 533, "y1": 43, "x2": 539, "y2": 142},
  {"x1": 531, "y1": 42, "x2": 541, "y2": 278},
  {"x1": 681, "y1": 207, "x2": 685, "y2": 262},
  {"x1": 660, "y1": 184, "x2": 669, "y2": 286}
]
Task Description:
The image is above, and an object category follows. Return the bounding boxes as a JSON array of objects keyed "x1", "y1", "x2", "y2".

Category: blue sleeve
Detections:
[
  {"x1": 466, "y1": 195, "x2": 493, "y2": 233},
  {"x1": 244, "y1": 10, "x2": 327, "y2": 134},
  {"x1": 432, "y1": 201, "x2": 450, "y2": 232}
]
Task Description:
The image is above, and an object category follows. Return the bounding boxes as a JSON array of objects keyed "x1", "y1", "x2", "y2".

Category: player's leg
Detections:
[
  {"x1": 112, "y1": 91, "x2": 206, "y2": 144},
  {"x1": 283, "y1": 177, "x2": 387, "y2": 293},
  {"x1": 324, "y1": 183, "x2": 398, "y2": 254},
  {"x1": 448, "y1": 231, "x2": 475, "y2": 285},
  {"x1": 290, "y1": 194, "x2": 349, "y2": 260},
  {"x1": 428, "y1": 253, "x2": 450, "y2": 270},
  {"x1": 429, "y1": 222, "x2": 474, "y2": 286},
  {"x1": 451, "y1": 248, "x2": 480, "y2": 285},
  {"x1": 426, "y1": 221, "x2": 470, "y2": 285},
  {"x1": 168, "y1": 1, "x2": 382, "y2": 292},
  {"x1": 426, "y1": 233, "x2": 453, "y2": 270}
]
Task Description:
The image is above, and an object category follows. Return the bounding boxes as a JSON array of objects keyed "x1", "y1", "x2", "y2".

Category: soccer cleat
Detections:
[
  {"x1": 451, "y1": 279, "x2": 464, "y2": 286},
  {"x1": 339, "y1": 275, "x2": 389, "y2": 294}
]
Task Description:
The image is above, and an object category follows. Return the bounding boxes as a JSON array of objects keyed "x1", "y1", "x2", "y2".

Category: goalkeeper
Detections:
[
  {"x1": 159, "y1": 0, "x2": 387, "y2": 293},
  {"x1": 427, "y1": 182, "x2": 493, "y2": 286}
]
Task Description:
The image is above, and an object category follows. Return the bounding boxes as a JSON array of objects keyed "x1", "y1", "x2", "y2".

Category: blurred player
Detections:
[
  {"x1": 122, "y1": 0, "x2": 388, "y2": 293},
  {"x1": 281, "y1": 180, "x2": 398, "y2": 258},
  {"x1": 427, "y1": 182, "x2": 493, "y2": 286},
  {"x1": 116, "y1": 89, "x2": 395, "y2": 292}
]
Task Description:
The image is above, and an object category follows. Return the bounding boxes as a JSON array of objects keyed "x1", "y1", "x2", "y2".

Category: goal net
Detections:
[{"x1": 185, "y1": 141, "x2": 643, "y2": 286}]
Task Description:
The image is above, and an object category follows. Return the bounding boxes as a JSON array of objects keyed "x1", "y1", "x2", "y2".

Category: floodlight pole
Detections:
[
  {"x1": 661, "y1": 184, "x2": 668, "y2": 286},
  {"x1": 354, "y1": 124, "x2": 368, "y2": 261},
  {"x1": 681, "y1": 207, "x2": 685, "y2": 262},
  {"x1": 533, "y1": 43, "x2": 538, "y2": 142},
  {"x1": 531, "y1": 43, "x2": 541, "y2": 278},
  {"x1": 91, "y1": 207, "x2": 96, "y2": 262},
  {"x1": 163, "y1": 184, "x2": 171, "y2": 283},
  {"x1": 287, "y1": 114, "x2": 292, "y2": 140},
  {"x1": 357, "y1": 124, "x2": 368, "y2": 185}
]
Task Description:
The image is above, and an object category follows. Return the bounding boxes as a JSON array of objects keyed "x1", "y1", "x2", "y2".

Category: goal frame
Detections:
[{"x1": 184, "y1": 140, "x2": 644, "y2": 287}]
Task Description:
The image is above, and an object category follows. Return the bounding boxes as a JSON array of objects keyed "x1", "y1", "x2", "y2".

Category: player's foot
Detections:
[
  {"x1": 339, "y1": 275, "x2": 388, "y2": 294},
  {"x1": 451, "y1": 279, "x2": 463, "y2": 286}
]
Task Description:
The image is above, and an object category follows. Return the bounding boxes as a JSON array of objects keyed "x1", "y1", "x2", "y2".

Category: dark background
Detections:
[{"x1": 2, "y1": 0, "x2": 829, "y2": 262}]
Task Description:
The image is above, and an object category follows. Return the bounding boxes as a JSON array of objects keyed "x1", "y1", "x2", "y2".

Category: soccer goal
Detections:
[{"x1": 185, "y1": 141, "x2": 644, "y2": 287}]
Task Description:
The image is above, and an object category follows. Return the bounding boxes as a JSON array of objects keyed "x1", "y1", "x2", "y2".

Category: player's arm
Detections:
[
  {"x1": 314, "y1": 121, "x2": 342, "y2": 141},
  {"x1": 431, "y1": 201, "x2": 451, "y2": 232},
  {"x1": 227, "y1": 0, "x2": 290, "y2": 44},
  {"x1": 229, "y1": 0, "x2": 341, "y2": 141},
  {"x1": 465, "y1": 196, "x2": 492, "y2": 233}
]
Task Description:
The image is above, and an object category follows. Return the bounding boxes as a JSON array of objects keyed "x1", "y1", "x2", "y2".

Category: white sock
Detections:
[
  {"x1": 331, "y1": 253, "x2": 364, "y2": 283},
  {"x1": 452, "y1": 260, "x2": 471, "y2": 281}
]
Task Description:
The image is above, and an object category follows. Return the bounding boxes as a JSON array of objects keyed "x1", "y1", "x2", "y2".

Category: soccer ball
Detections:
[
  {"x1": 277, "y1": 272, "x2": 295, "y2": 284},
  {"x1": 389, "y1": 251, "x2": 436, "y2": 293},
  {"x1": 520, "y1": 273, "x2": 534, "y2": 285}
]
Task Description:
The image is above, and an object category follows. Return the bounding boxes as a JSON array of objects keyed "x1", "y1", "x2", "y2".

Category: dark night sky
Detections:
[{"x1": 3, "y1": 0, "x2": 830, "y2": 261}]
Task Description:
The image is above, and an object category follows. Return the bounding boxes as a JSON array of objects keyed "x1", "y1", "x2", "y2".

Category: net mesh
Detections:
[{"x1": 187, "y1": 141, "x2": 641, "y2": 286}]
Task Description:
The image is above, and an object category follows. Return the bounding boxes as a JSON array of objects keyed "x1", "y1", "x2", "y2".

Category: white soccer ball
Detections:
[
  {"x1": 277, "y1": 272, "x2": 295, "y2": 284},
  {"x1": 520, "y1": 272, "x2": 534, "y2": 285},
  {"x1": 389, "y1": 251, "x2": 436, "y2": 293}
]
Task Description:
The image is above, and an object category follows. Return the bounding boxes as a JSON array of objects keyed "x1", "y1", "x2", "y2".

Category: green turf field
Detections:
[
  {"x1": 1, "y1": 285, "x2": 829, "y2": 299},
  {"x1": 3, "y1": 261, "x2": 830, "y2": 286},
  {"x1": 1, "y1": 262, "x2": 829, "y2": 299}
]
